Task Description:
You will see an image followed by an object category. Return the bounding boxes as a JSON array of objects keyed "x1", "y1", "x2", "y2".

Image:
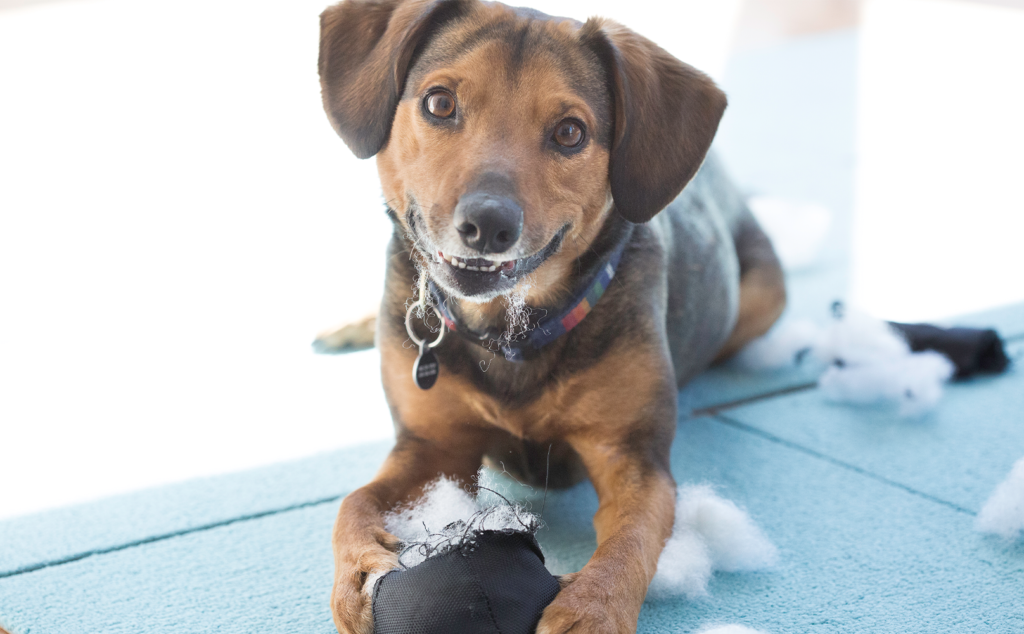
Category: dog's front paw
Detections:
[
  {"x1": 536, "y1": 573, "x2": 634, "y2": 634},
  {"x1": 331, "y1": 528, "x2": 400, "y2": 634},
  {"x1": 313, "y1": 314, "x2": 377, "y2": 354}
]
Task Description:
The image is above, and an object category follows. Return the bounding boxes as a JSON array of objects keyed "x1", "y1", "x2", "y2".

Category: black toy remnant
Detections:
[
  {"x1": 372, "y1": 488, "x2": 560, "y2": 634},
  {"x1": 888, "y1": 322, "x2": 1010, "y2": 379}
]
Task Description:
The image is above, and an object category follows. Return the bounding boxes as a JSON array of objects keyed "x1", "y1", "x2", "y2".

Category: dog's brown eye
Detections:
[
  {"x1": 425, "y1": 90, "x2": 456, "y2": 118},
  {"x1": 553, "y1": 119, "x2": 584, "y2": 148}
]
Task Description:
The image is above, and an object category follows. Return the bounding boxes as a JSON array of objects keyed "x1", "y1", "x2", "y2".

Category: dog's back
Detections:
[{"x1": 657, "y1": 153, "x2": 783, "y2": 385}]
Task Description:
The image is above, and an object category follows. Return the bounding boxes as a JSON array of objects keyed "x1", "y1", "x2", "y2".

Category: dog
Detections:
[{"x1": 317, "y1": 0, "x2": 786, "y2": 631}]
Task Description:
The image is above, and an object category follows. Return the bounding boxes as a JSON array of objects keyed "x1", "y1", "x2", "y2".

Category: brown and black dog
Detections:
[{"x1": 317, "y1": 0, "x2": 786, "y2": 632}]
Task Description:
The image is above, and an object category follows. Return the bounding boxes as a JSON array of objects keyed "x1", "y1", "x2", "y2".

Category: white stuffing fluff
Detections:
[
  {"x1": 676, "y1": 486, "x2": 778, "y2": 572},
  {"x1": 976, "y1": 456, "x2": 1024, "y2": 540},
  {"x1": 383, "y1": 473, "x2": 537, "y2": 568},
  {"x1": 818, "y1": 350, "x2": 954, "y2": 417},
  {"x1": 813, "y1": 310, "x2": 911, "y2": 367},
  {"x1": 649, "y1": 485, "x2": 777, "y2": 599},
  {"x1": 649, "y1": 525, "x2": 713, "y2": 599},
  {"x1": 733, "y1": 319, "x2": 823, "y2": 371},
  {"x1": 698, "y1": 626, "x2": 771, "y2": 634},
  {"x1": 384, "y1": 476, "x2": 479, "y2": 545},
  {"x1": 813, "y1": 311, "x2": 955, "y2": 416},
  {"x1": 736, "y1": 309, "x2": 956, "y2": 416}
]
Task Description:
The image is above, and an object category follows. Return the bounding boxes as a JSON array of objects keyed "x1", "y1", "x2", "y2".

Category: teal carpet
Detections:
[{"x1": 3, "y1": 30, "x2": 1023, "y2": 634}]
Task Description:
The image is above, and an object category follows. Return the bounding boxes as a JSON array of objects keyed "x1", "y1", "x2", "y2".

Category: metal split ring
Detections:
[{"x1": 405, "y1": 303, "x2": 446, "y2": 349}]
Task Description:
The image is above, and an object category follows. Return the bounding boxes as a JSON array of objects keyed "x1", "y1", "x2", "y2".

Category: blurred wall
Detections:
[{"x1": 851, "y1": 0, "x2": 1024, "y2": 320}]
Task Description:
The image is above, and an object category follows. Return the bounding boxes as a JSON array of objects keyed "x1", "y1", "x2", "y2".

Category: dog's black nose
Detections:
[{"x1": 453, "y1": 192, "x2": 523, "y2": 254}]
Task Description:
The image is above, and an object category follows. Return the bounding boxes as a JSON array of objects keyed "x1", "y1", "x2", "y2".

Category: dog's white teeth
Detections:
[{"x1": 439, "y1": 254, "x2": 505, "y2": 272}]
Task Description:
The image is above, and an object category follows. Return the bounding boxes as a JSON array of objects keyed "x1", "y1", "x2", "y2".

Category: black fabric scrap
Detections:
[
  {"x1": 888, "y1": 322, "x2": 1010, "y2": 379},
  {"x1": 372, "y1": 530, "x2": 561, "y2": 634}
]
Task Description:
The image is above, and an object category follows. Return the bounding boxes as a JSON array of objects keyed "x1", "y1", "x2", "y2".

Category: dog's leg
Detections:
[
  {"x1": 330, "y1": 431, "x2": 487, "y2": 634},
  {"x1": 537, "y1": 442, "x2": 676, "y2": 633},
  {"x1": 313, "y1": 313, "x2": 378, "y2": 354},
  {"x1": 536, "y1": 353, "x2": 678, "y2": 634},
  {"x1": 716, "y1": 212, "x2": 787, "y2": 361}
]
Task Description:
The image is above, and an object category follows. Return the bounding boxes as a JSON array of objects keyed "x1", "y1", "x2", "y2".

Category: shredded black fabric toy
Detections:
[
  {"x1": 373, "y1": 529, "x2": 560, "y2": 634},
  {"x1": 372, "y1": 487, "x2": 560, "y2": 634},
  {"x1": 829, "y1": 300, "x2": 1012, "y2": 379},
  {"x1": 888, "y1": 322, "x2": 1010, "y2": 379}
]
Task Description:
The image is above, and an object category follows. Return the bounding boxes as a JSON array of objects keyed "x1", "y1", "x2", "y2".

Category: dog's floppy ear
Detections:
[
  {"x1": 581, "y1": 19, "x2": 727, "y2": 223},
  {"x1": 319, "y1": 0, "x2": 469, "y2": 158}
]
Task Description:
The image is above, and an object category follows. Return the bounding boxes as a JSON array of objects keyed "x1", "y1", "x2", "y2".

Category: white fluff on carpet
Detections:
[
  {"x1": 649, "y1": 485, "x2": 777, "y2": 599},
  {"x1": 736, "y1": 309, "x2": 956, "y2": 416},
  {"x1": 976, "y1": 456, "x2": 1024, "y2": 540},
  {"x1": 818, "y1": 350, "x2": 954, "y2": 417},
  {"x1": 813, "y1": 310, "x2": 911, "y2": 367},
  {"x1": 698, "y1": 626, "x2": 770, "y2": 634},
  {"x1": 733, "y1": 319, "x2": 823, "y2": 371}
]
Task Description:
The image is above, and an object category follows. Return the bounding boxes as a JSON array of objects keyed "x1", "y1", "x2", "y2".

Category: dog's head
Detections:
[{"x1": 319, "y1": 0, "x2": 726, "y2": 301}]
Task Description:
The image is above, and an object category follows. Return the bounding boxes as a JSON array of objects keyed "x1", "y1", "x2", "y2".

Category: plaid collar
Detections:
[{"x1": 428, "y1": 238, "x2": 628, "y2": 362}]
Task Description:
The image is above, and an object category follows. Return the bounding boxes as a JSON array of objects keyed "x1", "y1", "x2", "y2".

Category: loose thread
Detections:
[
  {"x1": 393, "y1": 483, "x2": 538, "y2": 569},
  {"x1": 540, "y1": 444, "x2": 552, "y2": 520},
  {"x1": 417, "y1": 274, "x2": 428, "y2": 310}
]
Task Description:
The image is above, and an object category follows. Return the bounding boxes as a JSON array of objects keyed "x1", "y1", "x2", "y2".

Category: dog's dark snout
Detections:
[{"x1": 453, "y1": 192, "x2": 523, "y2": 254}]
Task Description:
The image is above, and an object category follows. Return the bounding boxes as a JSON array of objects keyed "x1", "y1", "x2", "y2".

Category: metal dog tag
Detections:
[
  {"x1": 413, "y1": 341, "x2": 440, "y2": 390},
  {"x1": 406, "y1": 296, "x2": 446, "y2": 390}
]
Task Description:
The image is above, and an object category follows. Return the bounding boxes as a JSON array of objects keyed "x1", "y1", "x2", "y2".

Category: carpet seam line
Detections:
[
  {"x1": 690, "y1": 382, "x2": 819, "y2": 416},
  {"x1": 0, "y1": 494, "x2": 343, "y2": 581},
  {"x1": 711, "y1": 414, "x2": 977, "y2": 516}
]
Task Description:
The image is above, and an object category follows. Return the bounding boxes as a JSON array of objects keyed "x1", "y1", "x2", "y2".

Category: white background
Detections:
[{"x1": 851, "y1": 0, "x2": 1024, "y2": 321}]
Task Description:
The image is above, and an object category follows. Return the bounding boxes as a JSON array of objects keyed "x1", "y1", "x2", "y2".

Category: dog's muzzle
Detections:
[{"x1": 453, "y1": 191, "x2": 524, "y2": 255}]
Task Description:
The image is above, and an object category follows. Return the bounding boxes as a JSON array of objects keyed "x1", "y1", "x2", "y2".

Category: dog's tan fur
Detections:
[{"x1": 318, "y1": 1, "x2": 786, "y2": 632}]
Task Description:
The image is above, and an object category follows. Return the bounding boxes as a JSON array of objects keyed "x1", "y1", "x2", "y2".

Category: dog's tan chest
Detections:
[{"x1": 463, "y1": 343, "x2": 672, "y2": 443}]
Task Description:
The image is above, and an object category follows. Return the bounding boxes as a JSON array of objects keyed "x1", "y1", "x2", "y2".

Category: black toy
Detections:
[
  {"x1": 372, "y1": 528, "x2": 560, "y2": 634},
  {"x1": 371, "y1": 482, "x2": 561, "y2": 634}
]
